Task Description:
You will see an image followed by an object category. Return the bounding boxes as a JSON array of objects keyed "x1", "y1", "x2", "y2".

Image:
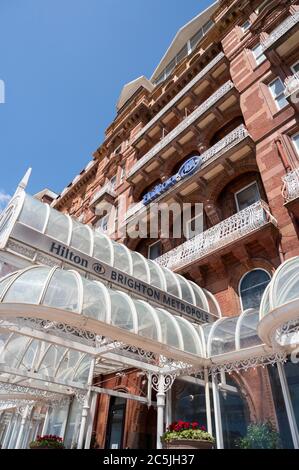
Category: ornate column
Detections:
[
  {"x1": 77, "y1": 359, "x2": 95, "y2": 449},
  {"x1": 151, "y1": 372, "x2": 176, "y2": 449}
]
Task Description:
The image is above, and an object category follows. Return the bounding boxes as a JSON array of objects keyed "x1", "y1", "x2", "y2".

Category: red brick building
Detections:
[{"x1": 51, "y1": 0, "x2": 299, "y2": 448}]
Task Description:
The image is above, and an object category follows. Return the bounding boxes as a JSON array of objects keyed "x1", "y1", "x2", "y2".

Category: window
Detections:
[
  {"x1": 292, "y1": 133, "x2": 299, "y2": 155},
  {"x1": 120, "y1": 166, "x2": 126, "y2": 184},
  {"x1": 95, "y1": 214, "x2": 109, "y2": 233},
  {"x1": 148, "y1": 241, "x2": 162, "y2": 260},
  {"x1": 252, "y1": 43, "x2": 266, "y2": 65},
  {"x1": 241, "y1": 20, "x2": 251, "y2": 32},
  {"x1": 291, "y1": 61, "x2": 299, "y2": 74},
  {"x1": 110, "y1": 176, "x2": 117, "y2": 190},
  {"x1": 186, "y1": 213, "x2": 204, "y2": 240},
  {"x1": 239, "y1": 269, "x2": 271, "y2": 310},
  {"x1": 268, "y1": 77, "x2": 288, "y2": 110},
  {"x1": 235, "y1": 182, "x2": 260, "y2": 212}
]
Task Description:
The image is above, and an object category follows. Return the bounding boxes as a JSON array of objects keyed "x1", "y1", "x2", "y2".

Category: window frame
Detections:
[
  {"x1": 234, "y1": 181, "x2": 261, "y2": 212},
  {"x1": 147, "y1": 240, "x2": 162, "y2": 260},
  {"x1": 185, "y1": 213, "x2": 204, "y2": 240},
  {"x1": 241, "y1": 20, "x2": 251, "y2": 32},
  {"x1": 252, "y1": 43, "x2": 266, "y2": 66},
  {"x1": 292, "y1": 132, "x2": 299, "y2": 156},
  {"x1": 291, "y1": 60, "x2": 299, "y2": 74},
  {"x1": 239, "y1": 268, "x2": 271, "y2": 312},
  {"x1": 268, "y1": 77, "x2": 288, "y2": 110}
]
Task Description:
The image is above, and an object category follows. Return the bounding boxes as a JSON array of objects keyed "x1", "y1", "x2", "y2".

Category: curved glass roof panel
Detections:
[
  {"x1": 0, "y1": 332, "x2": 91, "y2": 386},
  {"x1": 133, "y1": 300, "x2": 159, "y2": 342},
  {"x1": 70, "y1": 220, "x2": 92, "y2": 255},
  {"x1": 208, "y1": 317, "x2": 238, "y2": 357},
  {"x1": 147, "y1": 260, "x2": 166, "y2": 290},
  {"x1": 45, "y1": 209, "x2": 70, "y2": 244},
  {"x1": 43, "y1": 269, "x2": 80, "y2": 312},
  {"x1": 131, "y1": 252, "x2": 150, "y2": 283},
  {"x1": 236, "y1": 308, "x2": 261, "y2": 350},
  {"x1": 260, "y1": 256, "x2": 299, "y2": 319},
  {"x1": 93, "y1": 232, "x2": 114, "y2": 265}
]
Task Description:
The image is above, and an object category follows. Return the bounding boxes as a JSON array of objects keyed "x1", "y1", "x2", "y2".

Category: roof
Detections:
[
  {"x1": 116, "y1": 76, "x2": 154, "y2": 111},
  {"x1": 34, "y1": 188, "x2": 58, "y2": 201},
  {"x1": 151, "y1": 1, "x2": 219, "y2": 82}
]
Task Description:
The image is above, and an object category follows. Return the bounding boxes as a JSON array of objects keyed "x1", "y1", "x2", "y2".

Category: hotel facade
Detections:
[{"x1": 1, "y1": 0, "x2": 299, "y2": 449}]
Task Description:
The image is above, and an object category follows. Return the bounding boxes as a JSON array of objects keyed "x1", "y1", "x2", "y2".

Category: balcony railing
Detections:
[
  {"x1": 125, "y1": 124, "x2": 251, "y2": 223},
  {"x1": 261, "y1": 11, "x2": 299, "y2": 51},
  {"x1": 156, "y1": 201, "x2": 277, "y2": 270},
  {"x1": 284, "y1": 72, "x2": 299, "y2": 98},
  {"x1": 90, "y1": 182, "x2": 116, "y2": 207},
  {"x1": 128, "y1": 81, "x2": 235, "y2": 179},
  {"x1": 132, "y1": 52, "x2": 225, "y2": 145},
  {"x1": 282, "y1": 168, "x2": 299, "y2": 202}
]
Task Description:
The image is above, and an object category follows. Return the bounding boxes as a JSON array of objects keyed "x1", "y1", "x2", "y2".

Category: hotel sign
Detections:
[
  {"x1": 10, "y1": 223, "x2": 215, "y2": 324},
  {"x1": 142, "y1": 156, "x2": 203, "y2": 205}
]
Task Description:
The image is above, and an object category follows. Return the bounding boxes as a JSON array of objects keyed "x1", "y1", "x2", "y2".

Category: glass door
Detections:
[{"x1": 105, "y1": 397, "x2": 126, "y2": 450}]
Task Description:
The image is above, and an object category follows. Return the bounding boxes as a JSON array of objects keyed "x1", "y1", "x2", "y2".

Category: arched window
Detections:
[{"x1": 239, "y1": 269, "x2": 271, "y2": 311}]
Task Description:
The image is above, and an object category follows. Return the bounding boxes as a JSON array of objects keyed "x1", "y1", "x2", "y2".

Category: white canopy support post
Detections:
[
  {"x1": 150, "y1": 370, "x2": 176, "y2": 450},
  {"x1": 166, "y1": 389, "x2": 172, "y2": 428},
  {"x1": 2, "y1": 413, "x2": 15, "y2": 449},
  {"x1": 204, "y1": 367, "x2": 213, "y2": 435},
  {"x1": 15, "y1": 405, "x2": 33, "y2": 449},
  {"x1": 41, "y1": 406, "x2": 51, "y2": 436},
  {"x1": 277, "y1": 362, "x2": 299, "y2": 449},
  {"x1": 212, "y1": 374, "x2": 224, "y2": 449},
  {"x1": 156, "y1": 375, "x2": 165, "y2": 450},
  {"x1": 77, "y1": 359, "x2": 95, "y2": 449},
  {"x1": 7, "y1": 414, "x2": 19, "y2": 449},
  {"x1": 84, "y1": 392, "x2": 97, "y2": 449}
]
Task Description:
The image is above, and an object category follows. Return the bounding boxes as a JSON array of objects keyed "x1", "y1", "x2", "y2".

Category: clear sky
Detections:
[{"x1": 0, "y1": 0, "x2": 214, "y2": 210}]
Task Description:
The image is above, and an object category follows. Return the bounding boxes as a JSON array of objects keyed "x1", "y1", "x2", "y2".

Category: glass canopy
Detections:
[
  {"x1": 15, "y1": 194, "x2": 219, "y2": 314},
  {"x1": 0, "y1": 266, "x2": 264, "y2": 360},
  {"x1": 0, "y1": 266, "x2": 206, "y2": 357}
]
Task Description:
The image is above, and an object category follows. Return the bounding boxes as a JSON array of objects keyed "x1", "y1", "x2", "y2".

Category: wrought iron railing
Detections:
[
  {"x1": 132, "y1": 52, "x2": 225, "y2": 145},
  {"x1": 282, "y1": 168, "x2": 299, "y2": 202},
  {"x1": 156, "y1": 201, "x2": 277, "y2": 270},
  {"x1": 284, "y1": 72, "x2": 299, "y2": 98},
  {"x1": 90, "y1": 182, "x2": 116, "y2": 206},
  {"x1": 261, "y1": 11, "x2": 299, "y2": 51},
  {"x1": 125, "y1": 124, "x2": 251, "y2": 222},
  {"x1": 128, "y1": 80, "x2": 235, "y2": 178}
]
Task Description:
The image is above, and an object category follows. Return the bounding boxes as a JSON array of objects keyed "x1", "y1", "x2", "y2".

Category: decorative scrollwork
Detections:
[
  {"x1": 151, "y1": 373, "x2": 176, "y2": 393},
  {"x1": 210, "y1": 352, "x2": 287, "y2": 376},
  {"x1": 156, "y1": 200, "x2": 276, "y2": 270},
  {"x1": 282, "y1": 169, "x2": 299, "y2": 203}
]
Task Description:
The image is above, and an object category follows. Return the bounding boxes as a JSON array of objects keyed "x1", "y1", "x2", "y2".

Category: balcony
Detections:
[
  {"x1": 156, "y1": 201, "x2": 278, "y2": 272},
  {"x1": 128, "y1": 80, "x2": 237, "y2": 183},
  {"x1": 90, "y1": 182, "x2": 116, "y2": 210},
  {"x1": 125, "y1": 124, "x2": 254, "y2": 224},
  {"x1": 282, "y1": 168, "x2": 299, "y2": 219},
  {"x1": 261, "y1": 10, "x2": 299, "y2": 53},
  {"x1": 131, "y1": 52, "x2": 226, "y2": 146}
]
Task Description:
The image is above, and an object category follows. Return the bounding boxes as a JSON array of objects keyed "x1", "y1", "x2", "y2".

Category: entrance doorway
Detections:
[{"x1": 105, "y1": 397, "x2": 126, "y2": 449}]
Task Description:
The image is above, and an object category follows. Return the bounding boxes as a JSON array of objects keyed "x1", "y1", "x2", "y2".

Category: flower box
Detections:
[{"x1": 162, "y1": 421, "x2": 214, "y2": 450}]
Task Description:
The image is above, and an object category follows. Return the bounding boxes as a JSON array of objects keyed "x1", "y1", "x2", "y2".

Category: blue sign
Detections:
[{"x1": 142, "y1": 156, "x2": 202, "y2": 205}]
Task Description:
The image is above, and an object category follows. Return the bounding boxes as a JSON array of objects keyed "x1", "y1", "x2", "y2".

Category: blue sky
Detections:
[{"x1": 0, "y1": 0, "x2": 214, "y2": 210}]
